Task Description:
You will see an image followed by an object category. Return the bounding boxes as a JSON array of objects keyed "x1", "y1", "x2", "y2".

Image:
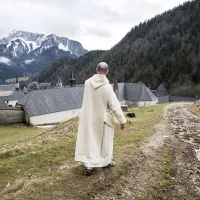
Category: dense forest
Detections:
[
  {"x1": 0, "y1": 63, "x2": 24, "y2": 84},
  {"x1": 35, "y1": 0, "x2": 200, "y2": 97}
]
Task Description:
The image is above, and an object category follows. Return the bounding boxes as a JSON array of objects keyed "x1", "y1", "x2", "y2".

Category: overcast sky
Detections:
[{"x1": 0, "y1": 0, "x2": 191, "y2": 50}]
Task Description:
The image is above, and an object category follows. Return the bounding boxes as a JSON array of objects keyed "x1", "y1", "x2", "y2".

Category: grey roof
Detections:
[
  {"x1": 151, "y1": 90, "x2": 158, "y2": 97},
  {"x1": 7, "y1": 89, "x2": 25, "y2": 101},
  {"x1": 0, "y1": 84, "x2": 16, "y2": 91},
  {"x1": 0, "y1": 91, "x2": 13, "y2": 98},
  {"x1": 17, "y1": 87, "x2": 84, "y2": 117},
  {"x1": 125, "y1": 83, "x2": 158, "y2": 101},
  {"x1": 0, "y1": 97, "x2": 6, "y2": 107},
  {"x1": 158, "y1": 95, "x2": 170, "y2": 104},
  {"x1": 157, "y1": 84, "x2": 168, "y2": 97},
  {"x1": 111, "y1": 83, "x2": 158, "y2": 101}
]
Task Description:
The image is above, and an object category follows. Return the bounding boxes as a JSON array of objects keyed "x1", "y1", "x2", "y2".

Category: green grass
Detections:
[
  {"x1": 0, "y1": 125, "x2": 42, "y2": 147},
  {"x1": 151, "y1": 148, "x2": 175, "y2": 200},
  {"x1": 5, "y1": 77, "x2": 29, "y2": 83},
  {"x1": 0, "y1": 104, "x2": 164, "y2": 200}
]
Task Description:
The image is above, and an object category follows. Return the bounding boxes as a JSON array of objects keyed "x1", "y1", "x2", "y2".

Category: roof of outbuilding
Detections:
[
  {"x1": 125, "y1": 83, "x2": 158, "y2": 101},
  {"x1": 0, "y1": 97, "x2": 6, "y2": 107},
  {"x1": 157, "y1": 84, "x2": 168, "y2": 97},
  {"x1": 112, "y1": 83, "x2": 158, "y2": 101},
  {"x1": 0, "y1": 84, "x2": 16, "y2": 91},
  {"x1": 151, "y1": 90, "x2": 159, "y2": 97},
  {"x1": 0, "y1": 91, "x2": 14, "y2": 98},
  {"x1": 7, "y1": 89, "x2": 25, "y2": 101},
  {"x1": 0, "y1": 84, "x2": 20, "y2": 99},
  {"x1": 17, "y1": 87, "x2": 84, "y2": 117}
]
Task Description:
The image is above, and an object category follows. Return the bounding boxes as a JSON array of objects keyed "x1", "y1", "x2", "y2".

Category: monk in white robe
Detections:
[{"x1": 75, "y1": 62, "x2": 126, "y2": 175}]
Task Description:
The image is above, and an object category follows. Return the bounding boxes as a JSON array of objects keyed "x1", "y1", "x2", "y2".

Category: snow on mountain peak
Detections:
[
  {"x1": 0, "y1": 30, "x2": 87, "y2": 73},
  {"x1": 58, "y1": 43, "x2": 69, "y2": 52}
]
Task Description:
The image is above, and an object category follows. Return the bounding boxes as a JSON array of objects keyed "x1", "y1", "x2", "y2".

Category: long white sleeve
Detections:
[{"x1": 108, "y1": 90, "x2": 126, "y2": 125}]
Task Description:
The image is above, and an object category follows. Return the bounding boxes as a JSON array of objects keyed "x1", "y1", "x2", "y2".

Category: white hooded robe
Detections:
[{"x1": 75, "y1": 74, "x2": 126, "y2": 167}]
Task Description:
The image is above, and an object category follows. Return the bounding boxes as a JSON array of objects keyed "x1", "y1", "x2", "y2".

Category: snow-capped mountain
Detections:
[{"x1": 0, "y1": 30, "x2": 87, "y2": 80}]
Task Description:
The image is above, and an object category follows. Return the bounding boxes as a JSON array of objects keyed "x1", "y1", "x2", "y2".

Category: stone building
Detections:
[
  {"x1": 17, "y1": 86, "x2": 84, "y2": 125},
  {"x1": 113, "y1": 82, "x2": 158, "y2": 107}
]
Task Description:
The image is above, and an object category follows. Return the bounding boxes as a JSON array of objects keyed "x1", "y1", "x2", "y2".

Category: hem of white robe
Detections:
[{"x1": 75, "y1": 155, "x2": 112, "y2": 168}]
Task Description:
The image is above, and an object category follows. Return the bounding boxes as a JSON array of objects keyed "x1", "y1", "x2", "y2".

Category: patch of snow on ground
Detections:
[{"x1": 24, "y1": 59, "x2": 35, "y2": 64}]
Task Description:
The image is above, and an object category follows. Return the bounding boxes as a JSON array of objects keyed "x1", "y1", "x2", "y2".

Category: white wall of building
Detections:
[
  {"x1": 137, "y1": 100, "x2": 158, "y2": 107},
  {"x1": 29, "y1": 108, "x2": 81, "y2": 126},
  {"x1": 119, "y1": 100, "x2": 127, "y2": 106},
  {"x1": 120, "y1": 100, "x2": 158, "y2": 107},
  {"x1": 8, "y1": 100, "x2": 18, "y2": 107}
]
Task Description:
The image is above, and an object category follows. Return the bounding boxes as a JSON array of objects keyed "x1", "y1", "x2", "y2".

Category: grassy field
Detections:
[
  {"x1": 5, "y1": 77, "x2": 29, "y2": 83},
  {"x1": 0, "y1": 125, "x2": 42, "y2": 147},
  {"x1": 0, "y1": 105, "x2": 164, "y2": 200}
]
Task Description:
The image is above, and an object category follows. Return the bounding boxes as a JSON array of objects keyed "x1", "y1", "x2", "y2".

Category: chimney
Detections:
[
  {"x1": 69, "y1": 72, "x2": 75, "y2": 87},
  {"x1": 15, "y1": 74, "x2": 19, "y2": 90}
]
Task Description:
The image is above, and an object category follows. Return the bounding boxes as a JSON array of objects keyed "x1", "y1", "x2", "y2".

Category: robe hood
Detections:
[{"x1": 90, "y1": 74, "x2": 109, "y2": 89}]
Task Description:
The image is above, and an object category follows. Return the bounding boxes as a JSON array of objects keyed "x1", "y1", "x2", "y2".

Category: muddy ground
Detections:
[{"x1": 93, "y1": 103, "x2": 200, "y2": 200}]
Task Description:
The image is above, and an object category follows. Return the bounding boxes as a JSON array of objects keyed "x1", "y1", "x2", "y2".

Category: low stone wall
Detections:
[
  {"x1": 158, "y1": 96, "x2": 200, "y2": 104},
  {"x1": 0, "y1": 107, "x2": 24, "y2": 124}
]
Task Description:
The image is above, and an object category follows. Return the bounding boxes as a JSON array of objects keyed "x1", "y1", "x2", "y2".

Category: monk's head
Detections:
[{"x1": 96, "y1": 62, "x2": 109, "y2": 75}]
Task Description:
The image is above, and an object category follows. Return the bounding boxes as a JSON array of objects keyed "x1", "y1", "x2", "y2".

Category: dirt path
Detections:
[{"x1": 93, "y1": 103, "x2": 200, "y2": 200}]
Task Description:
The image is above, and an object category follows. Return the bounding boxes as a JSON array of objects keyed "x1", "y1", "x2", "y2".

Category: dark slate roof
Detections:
[
  {"x1": 151, "y1": 90, "x2": 158, "y2": 97},
  {"x1": 0, "y1": 97, "x2": 6, "y2": 107},
  {"x1": 7, "y1": 89, "x2": 25, "y2": 101},
  {"x1": 157, "y1": 84, "x2": 168, "y2": 97},
  {"x1": 111, "y1": 83, "x2": 158, "y2": 101},
  {"x1": 125, "y1": 83, "x2": 158, "y2": 101},
  {"x1": 0, "y1": 84, "x2": 16, "y2": 91},
  {"x1": 118, "y1": 83, "x2": 126, "y2": 101},
  {"x1": 158, "y1": 95, "x2": 170, "y2": 104},
  {"x1": 17, "y1": 87, "x2": 84, "y2": 117}
]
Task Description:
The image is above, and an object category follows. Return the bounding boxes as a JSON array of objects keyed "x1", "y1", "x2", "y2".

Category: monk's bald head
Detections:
[{"x1": 96, "y1": 62, "x2": 109, "y2": 75}]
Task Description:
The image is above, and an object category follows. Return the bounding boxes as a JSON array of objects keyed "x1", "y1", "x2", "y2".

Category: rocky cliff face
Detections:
[{"x1": 0, "y1": 30, "x2": 87, "y2": 79}]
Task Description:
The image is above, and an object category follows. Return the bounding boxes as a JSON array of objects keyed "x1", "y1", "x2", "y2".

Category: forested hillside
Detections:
[
  {"x1": 0, "y1": 63, "x2": 24, "y2": 84},
  {"x1": 35, "y1": 0, "x2": 200, "y2": 96},
  {"x1": 35, "y1": 50, "x2": 106, "y2": 85}
]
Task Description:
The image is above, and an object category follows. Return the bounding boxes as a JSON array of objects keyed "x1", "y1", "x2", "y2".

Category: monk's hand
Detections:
[{"x1": 121, "y1": 124, "x2": 126, "y2": 130}]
